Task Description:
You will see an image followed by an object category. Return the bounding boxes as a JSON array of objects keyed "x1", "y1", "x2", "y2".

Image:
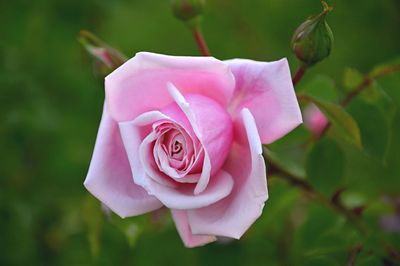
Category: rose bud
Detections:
[
  {"x1": 78, "y1": 30, "x2": 127, "y2": 75},
  {"x1": 171, "y1": 0, "x2": 205, "y2": 26},
  {"x1": 291, "y1": 1, "x2": 334, "y2": 67},
  {"x1": 303, "y1": 104, "x2": 328, "y2": 138}
]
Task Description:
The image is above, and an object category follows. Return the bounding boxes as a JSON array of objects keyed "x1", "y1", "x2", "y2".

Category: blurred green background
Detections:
[{"x1": 1, "y1": 0, "x2": 400, "y2": 265}]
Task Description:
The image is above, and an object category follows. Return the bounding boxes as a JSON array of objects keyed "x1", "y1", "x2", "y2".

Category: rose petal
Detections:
[
  {"x1": 120, "y1": 112, "x2": 199, "y2": 187},
  {"x1": 84, "y1": 106, "x2": 163, "y2": 218},
  {"x1": 106, "y1": 52, "x2": 235, "y2": 122},
  {"x1": 148, "y1": 169, "x2": 234, "y2": 209},
  {"x1": 226, "y1": 58, "x2": 302, "y2": 144},
  {"x1": 120, "y1": 111, "x2": 234, "y2": 209},
  {"x1": 139, "y1": 131, "x2": 179, "y2": 187},
  {"x1": 187, "y1": 108, "x2": 268, "y2": 239},
  {"x1": 171, "y1": 210, "x2": 216, "y2": 248},
  {"x1": 119, "y1": 111, "x2": 172, "y2": 189},
  {"x1": 166, "y1": 83, "x2": 233, "y2": 195}
]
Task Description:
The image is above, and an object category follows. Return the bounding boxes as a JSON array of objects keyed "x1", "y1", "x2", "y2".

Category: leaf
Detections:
[
  {"x1": 292, "y1": 204, "x2": 361, "y2": 264},
  {"x1": 306, "y1": 138, "x2": 346, "y2": 196},
  {"x1": 304, "y1": 95, "x2": 362, "y2": 147},
  {"x1": 343, "y1": 67, "x2": 363, "y2": 92},
  {"x1": 347, "y1": 100, "x2": 390, "y2": 160},
  {"x1": 382, "y1": 110, "x2": 400, "y2": 192},
  {"x1": 358, "y1": 81, "x2": 396, "y2": 119},
  {"x1": 300, "y1": 75, "x2": 338, "y2": 101},
  {"x1": 376, "y1": 69, "x2": 400, "y2": 106},
  {"x1": 369, "y1": 56, "x2": 400, "y2": 77},
  {"x1": 263, "y1": 146, "x2": 306, "y2": 178},
  {"x1": 81, "y1": 195, "x2": 103, "y2": 258}
]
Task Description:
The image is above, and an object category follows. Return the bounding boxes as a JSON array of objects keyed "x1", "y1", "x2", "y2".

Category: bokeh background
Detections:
[{"x1": 1, "y1": 0, "x2": 400, "y2": 265}]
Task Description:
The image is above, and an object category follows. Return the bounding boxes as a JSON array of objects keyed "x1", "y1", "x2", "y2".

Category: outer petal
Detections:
[
  {"x1": 187, "y1": 108, "x2": 268, "y2": 239},
  {"x1": 84, "y1": 106, "x2": 163, "y2": 218},
  {"x1": 105, "y1": 52, "x2": 235, "y2": 122},
  {"x1": 171, "y1": 210, "x2": 216, "y2": 247},
  {"x1": 226, "y1": 58, "x2": 302, "y2": 144}
]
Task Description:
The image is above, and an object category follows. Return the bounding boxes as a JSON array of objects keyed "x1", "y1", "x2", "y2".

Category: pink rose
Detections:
[
  {"x1": 84, "y1": 52, "x2": 302, "y2": 247},
  {"x1": 304, "y1": 104, "x2": 328, "y2": 137}
]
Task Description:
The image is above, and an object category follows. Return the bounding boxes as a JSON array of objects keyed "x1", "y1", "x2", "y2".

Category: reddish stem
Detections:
[
  {"x1": 192, "y1": 27, "x2": 211, "y2": 56},
  {"x1": 292, "y1": 66, "x2": 306, "y2": 86}
]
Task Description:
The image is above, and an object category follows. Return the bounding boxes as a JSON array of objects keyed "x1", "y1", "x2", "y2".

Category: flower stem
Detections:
[
  {"x1": 267, "y1": 158, "x2": 368, "y2": 234},
  {"x1": 346, "y1": 245, "x2": 363, "y2": 266},
  {"x1": 340, "y1": 64, "x2": 400, "y2": 106},
  {"x1": 192, "y1": 27, "x2": 211, "y2": 56},
  {"x1": 292, "y1": 66, "x2": 306, "y2": 86}
]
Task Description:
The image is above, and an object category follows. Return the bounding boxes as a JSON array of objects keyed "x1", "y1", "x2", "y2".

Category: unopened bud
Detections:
[
  {"x1": 78, "y1": 30, "x2": 127, "y2": 76},
  {"x1": 171, "y1": 0, "x2": 205, "y2": 27},
  {"x1": 304, "y1": 104, "x2": 328, "y2": 137},
  {"x1": 291, "y1": 1, "x2": 334, "y2": 67}
]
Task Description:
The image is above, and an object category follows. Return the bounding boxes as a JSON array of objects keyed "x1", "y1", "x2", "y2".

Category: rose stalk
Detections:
[{"x1": 171, "y1": 0, "x2": 210, "y2": 56}]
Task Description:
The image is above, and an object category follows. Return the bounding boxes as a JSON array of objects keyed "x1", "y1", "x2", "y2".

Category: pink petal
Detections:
[
  {"x1": 119, "y1": 111, "x2": 234, "y2": 209},
  {"x1": 148, "y1": 169, "x2": 234, "y2": 209},
  {"x1": 120, "y1": 111, "x2": 200, "y2": 187},
  {"x1": 119, "y1": 111, "x2": 172, "y2": 189},
  {"x1": 167, "y1": 83, "x2": 233, "y2": 195},
  {"x1": 171, "y1": 210, "x2": 216, "y2": 248},
  {"x1": 187, "y1": 108, "x2": 268, "y2": 239},
  {"x1": 84, "y1": 106, "x2": 163, "y2": 218},
  {"x1": 226, "y1": 58, "x2": 302, "y2": 144},
  {"x1": 105, "y1": 52, "x2": 235, "y2": 122},
  {"x1": 139, "y1": 131, "x2": 180, "y2": 187}
]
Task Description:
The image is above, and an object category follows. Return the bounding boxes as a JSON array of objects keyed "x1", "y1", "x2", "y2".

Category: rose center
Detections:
[{"x1": 171, "y1": 140, "x2": 183, "y2": 157}]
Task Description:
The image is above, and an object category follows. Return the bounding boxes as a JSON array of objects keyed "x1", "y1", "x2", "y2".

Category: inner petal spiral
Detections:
[{"x1": 152, "y1": 121, "x2": 204, "y2": 183}]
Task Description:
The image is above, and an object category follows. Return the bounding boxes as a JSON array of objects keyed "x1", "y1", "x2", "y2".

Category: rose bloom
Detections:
[{"x1": 84, "y1": 52, "x2": 302, "y2": 247}]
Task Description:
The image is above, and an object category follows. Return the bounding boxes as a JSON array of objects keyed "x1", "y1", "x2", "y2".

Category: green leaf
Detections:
[
  {"x1": 383, "y1": 110, "x2": 400, "y2": 192},
  {"x1": 376, "y1": 69, "x2": 400, "y2": 106},
  {"x1": 369, "y1": 56, "x2": 400, "y2": 77},
  {"x1": 358, "y1": 81, "x2": 396, "y2": 119},
  {"x1": 306, "y1": 138, "x2": 346, "y2": 195},
  {"x1": 347, "y1": 100, "x2": 390, "y2": 160},
  {"x1": 81, "y1": 195, "x2": 103, "y2": 258},
  {"x1": 304, "y1": 95, "x2": 362, "y2": 147},
  {"x1": 300, "y1": 75, "x2": 338, "y2": 101},
  {"x1": 343, "y1": 67, "x2": 363, "y2": 92},
  {"x1": 292, "y1": 204, "x2": 361, "y2": 264},
  {"x1": 263, "y1": 146, "x2": 306, "y2": 178}
]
